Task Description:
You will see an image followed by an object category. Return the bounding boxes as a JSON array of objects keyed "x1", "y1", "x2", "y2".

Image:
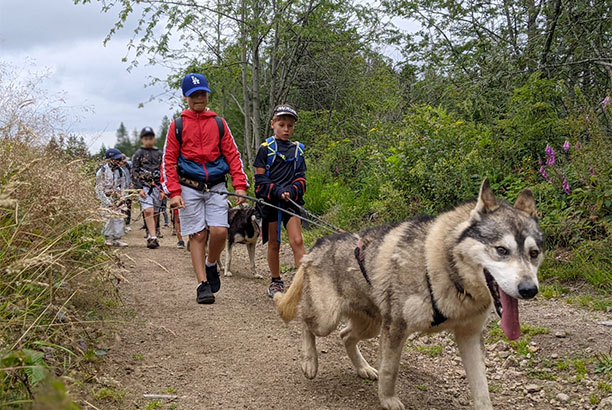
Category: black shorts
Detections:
[{"x1": 257, "y1": 201, "x2": 302, "y2": 244}]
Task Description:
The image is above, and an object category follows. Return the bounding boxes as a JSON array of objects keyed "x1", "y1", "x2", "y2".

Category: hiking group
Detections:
[{"x1": 96, "y1": 73, "x2": 307, "y2": 303}]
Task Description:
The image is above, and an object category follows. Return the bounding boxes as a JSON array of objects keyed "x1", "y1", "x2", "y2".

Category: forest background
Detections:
[
  {"x1": 1, "y1": 0, "x2": 611, "y2": 405},
  {"x1": 91, "y1": 0, "x2": 612, "y2": 288}
]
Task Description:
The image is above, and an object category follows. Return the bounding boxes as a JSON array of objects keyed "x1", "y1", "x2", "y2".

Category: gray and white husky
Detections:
[{"x1": 275, "y1": 179, "x2": 543, "y2": 410}]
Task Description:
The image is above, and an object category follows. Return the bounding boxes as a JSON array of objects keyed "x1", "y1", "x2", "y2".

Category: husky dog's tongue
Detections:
[{"x1": 500, "y1": 289, "x2": 520, "y2": 340}]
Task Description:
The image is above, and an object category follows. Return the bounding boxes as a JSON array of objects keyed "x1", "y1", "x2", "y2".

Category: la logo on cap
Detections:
[{"x1": 191, "y1": 76, "x2": 200, "y2": 85}]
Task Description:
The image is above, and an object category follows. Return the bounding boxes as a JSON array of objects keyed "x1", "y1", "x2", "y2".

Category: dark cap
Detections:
[
  {"x1": 272, "y1": 104, "x2": 298, "y2": 121},
  {"x1": 140, "y1": 127, "x2": 155, "y2": 138},
  {"x1": 105, "y1": 148, "x2": 123, "y2": 160}
]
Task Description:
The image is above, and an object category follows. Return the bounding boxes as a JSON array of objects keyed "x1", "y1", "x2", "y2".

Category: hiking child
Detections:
[
  {"x1": 133, "y1": 126, "x2": 165, "y2": 249},
  {"x1": 120, "y1": 155, "x2": 133, "y2": 232},
  {"x1": 161, "y1": 73, "x2": 248, "y2": 304},
  {"x1": 95, "y1": 148, "x2": 129, "y2": 247},
  {"x1": 253, "y1": 104, "x2": 306, "y2": 298}
]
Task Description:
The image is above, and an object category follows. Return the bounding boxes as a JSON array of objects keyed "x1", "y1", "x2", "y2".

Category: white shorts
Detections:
[
  {"x1": 179, "y1": 183, "x2": 229, "y2": 236},
  {"x1": 139, "y1": 186, "x2": 162, "y2": 211}
]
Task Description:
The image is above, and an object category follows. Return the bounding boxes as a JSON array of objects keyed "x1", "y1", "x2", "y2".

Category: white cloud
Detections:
[{"x1": 0, "y1": 0, "x2": 180, "y2": 154}]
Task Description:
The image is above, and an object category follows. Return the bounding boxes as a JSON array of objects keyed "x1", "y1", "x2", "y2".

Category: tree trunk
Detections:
[
  {"x1": 240, "y1": 0, "x2": 253, "y2": 166},
  {"x1": 540, "y1": 0, "x2": 562, "y2": 69},
  {"x1": 525, "y1": 0, "x2": 539, "y2": 72}
]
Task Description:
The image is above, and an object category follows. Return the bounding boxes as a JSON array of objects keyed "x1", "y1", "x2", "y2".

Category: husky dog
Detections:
[
  {"x1": 224, "y1": 204, "x2": 262, "y2": 278},
  {"x1": 275, "y1": 179, "x2": 543, "y2": 410}
]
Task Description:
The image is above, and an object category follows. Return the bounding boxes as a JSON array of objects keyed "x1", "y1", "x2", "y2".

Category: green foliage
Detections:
[
  {"x1": 595, "y1": 348, "x2": 612, "y2": 375},
  {"x1": 414, "y1": 345, "x2": 443, "y2": 358}
]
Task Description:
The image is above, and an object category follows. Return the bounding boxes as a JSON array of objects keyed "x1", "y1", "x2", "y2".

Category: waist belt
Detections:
[{"x1": 178, "y1": 175, "x2": 226, "y2": 192}]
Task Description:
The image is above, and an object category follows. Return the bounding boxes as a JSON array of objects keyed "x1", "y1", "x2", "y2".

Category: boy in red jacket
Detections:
[{"x1": 161, "y1": 73, "x2": 248, "y2": 304}]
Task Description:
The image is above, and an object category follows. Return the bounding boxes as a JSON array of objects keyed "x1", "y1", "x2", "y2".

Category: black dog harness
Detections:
[
  {"x1": 354, "y1": 237, "x2": 372, "y2": 285},
  {"x1": 425, "y1": 269, "x2": 448, "y2": 326}
]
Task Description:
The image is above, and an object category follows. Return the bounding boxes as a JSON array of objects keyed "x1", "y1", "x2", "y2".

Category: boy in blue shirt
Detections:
[{"x1": 253, "y1": 104, "x2": 306, "y2": 297}]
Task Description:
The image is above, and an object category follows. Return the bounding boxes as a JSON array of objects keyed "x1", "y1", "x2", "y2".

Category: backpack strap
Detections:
[
  {"x1": 175, "y1": 117, "x2": 183, "y2": 146},
  {"x1": 263, "y1": 136, "x2": 277, "y2": 177},
  {"x1": 294, "y1": 141, "x2": 305, "y2": 169},
  {"x1": 174, "y1": 115, "x2": 225, "y2": 152},
  {"x1": 262, "y1": 137, "x2": 305, "y2": 177}
]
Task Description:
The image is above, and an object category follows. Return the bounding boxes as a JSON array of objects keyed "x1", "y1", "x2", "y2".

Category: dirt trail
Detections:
[{"x1": 90, "y1": 225, "x2": 612, "y2": 410}]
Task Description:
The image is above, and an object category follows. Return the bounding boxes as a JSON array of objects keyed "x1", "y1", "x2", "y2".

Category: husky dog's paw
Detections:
[
  {"x1": 356, "y1": 365, "x2": 378, "y2": 380},
  {"x1": 380, "y1": 396, "x2": 405, "y2": 410},
  {"x1": 252, "y1": 272, "x2": 263, "y2": 279},
  {"x1": 301, "y1": 358, "x2": 318, "y2": 379},
  {"x1": 224, "y1": 271, "x2": 233, "y2": 277}
]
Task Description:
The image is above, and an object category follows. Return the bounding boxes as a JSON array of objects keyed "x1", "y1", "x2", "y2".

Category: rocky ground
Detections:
[{"x1": 81, "y1": 224, "x2": 612, "y2": 410}]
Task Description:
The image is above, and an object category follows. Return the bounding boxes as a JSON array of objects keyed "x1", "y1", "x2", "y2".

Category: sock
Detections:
[
  {"x1": 148, "y1": 235, "x2": 157, "y2": 240},
  {"x1": 198, "y1": 281, "x2": 207, "y2": 288},
  {"x1": 272, "y1": 277, "x2": 283, "y2": 283},
  {"x1": 205, "y1": 258, "x2": 216, "y2": 267}
]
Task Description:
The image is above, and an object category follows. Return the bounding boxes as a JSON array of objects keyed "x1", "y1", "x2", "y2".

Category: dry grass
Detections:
[{"x1": 0, "y1": 140, "x2": 120, "y2": 406}]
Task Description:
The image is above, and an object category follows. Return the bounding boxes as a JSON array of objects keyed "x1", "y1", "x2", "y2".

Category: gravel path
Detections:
[{"x1": 86, "y1": 225, "x2": 612, "y2": 409}]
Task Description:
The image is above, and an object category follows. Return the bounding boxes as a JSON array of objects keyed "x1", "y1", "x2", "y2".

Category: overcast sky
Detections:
[
  {"x1": 0, "y1": 1, "x2": 417, "y2": 155},
  {"x1": 0, "y1": 0, "x2": 177, "y2": 154}
]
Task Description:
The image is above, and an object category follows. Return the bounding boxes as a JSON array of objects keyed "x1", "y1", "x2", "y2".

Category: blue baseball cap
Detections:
[
  {"x1": 182, "y1": 73, "x2": 211, "y2": 96},
  {"x1": 105, "y1": 148, "x2": 123, "y2": 160}
]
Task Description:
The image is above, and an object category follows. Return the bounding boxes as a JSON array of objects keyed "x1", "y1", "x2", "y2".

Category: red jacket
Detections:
[{"x1": 161, "y1": 109, "x2": 249, "y2": 198}]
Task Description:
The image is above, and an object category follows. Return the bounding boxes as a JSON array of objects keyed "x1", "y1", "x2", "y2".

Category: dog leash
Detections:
[
  {"x1": 285, "y1": 197, "x2": 346, "y2": 233},
  {"x1": 181, "y1": 188, "x2": 375, "y2": 287},
  {"x1": 206, "y1": 190, "x2": 344, "y2": 235}
]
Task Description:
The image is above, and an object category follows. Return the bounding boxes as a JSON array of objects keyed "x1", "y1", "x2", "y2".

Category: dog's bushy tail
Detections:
[{"x1": 274, "y1": 265, "x2": 305, "y2": 323}]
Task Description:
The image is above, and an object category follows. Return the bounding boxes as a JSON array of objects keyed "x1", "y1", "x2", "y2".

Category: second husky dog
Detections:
[{"x1": 275, "y1": 179, "x2": 543, "y2": 410}]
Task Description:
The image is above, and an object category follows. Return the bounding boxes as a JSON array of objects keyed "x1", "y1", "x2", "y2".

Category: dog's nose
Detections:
[{"x1": 518, "y1": 280, "x2": 538, "y2": 299}]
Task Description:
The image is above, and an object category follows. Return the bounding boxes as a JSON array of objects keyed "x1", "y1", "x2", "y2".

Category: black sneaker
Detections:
[
  {"x1": 206, "y1": 263, "x2": 221, "y2": 293},
  {"x1": 146, "y1": 238, "x2": 159, "y2": 249},
  {"x1": 267, "y1": 280, "x2": 284, "y2": 298},
  {"x1": 196, "y1": 282, "x2": 215, "y2": 304}
]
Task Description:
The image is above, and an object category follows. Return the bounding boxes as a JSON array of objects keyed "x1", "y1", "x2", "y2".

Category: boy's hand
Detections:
[
  {"x1": 159, "y1": 191, "x2": 165, "y2": 201},
  {"x1": 169, "y1": 195, "x2": 185, "y2": 209},
  {"x1": 234, "y1": 189, "x2": 247, "y2": 205},
  {"x1": 281, "y1": 192, "x2": 291, "y2": 202},
  {"x1": 139, "y1": 189, "x2": 147, "y2": 199}
]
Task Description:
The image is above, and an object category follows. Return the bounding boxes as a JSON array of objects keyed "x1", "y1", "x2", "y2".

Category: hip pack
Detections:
[{"x1": 174, "y1": 116, "x2": 229, "y2": 184}]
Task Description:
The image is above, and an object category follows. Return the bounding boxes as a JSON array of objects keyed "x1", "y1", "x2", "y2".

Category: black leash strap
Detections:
[
  {"x1": 206, "y1": 190, "x2": 342, "y2": 235},
  {"x1": 286, "y1": 197, "x2": 346, "y2": 233}
]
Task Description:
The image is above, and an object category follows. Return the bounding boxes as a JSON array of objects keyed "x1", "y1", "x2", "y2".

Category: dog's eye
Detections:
[
  {"x1": 529, "y1": 249, "x2": 539, "y2": 259},
  {"x1": 496, "y1": 246, "x2": 509, "y2": 256}
]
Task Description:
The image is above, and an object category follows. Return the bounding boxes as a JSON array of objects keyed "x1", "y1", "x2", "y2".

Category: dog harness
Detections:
[
  {"x1": 354, "y1": 237, "x2": 372, "y2": 285},
  {"x1": 425, "y1": 269, "x2": 448, "y2": 326}
]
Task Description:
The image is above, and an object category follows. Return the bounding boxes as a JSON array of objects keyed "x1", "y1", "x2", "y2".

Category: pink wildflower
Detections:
[
  {"x1": 545, "y1": 144, "x2": 555, "y2": 166},
  {"x1": 576, "y1": 142, "x2": 582, "y2": 150},
  {"x1": 589, "y1": 167, "x2": 595, "y2": 175},
  {"x1": 586, "y1": 114, "x2": 591, "y2": 121},
  {"x1": 602, "y1": 96, "x2": 611, "y2": 109},
  {"x1": 563, "y1": 141, "x2": 570, "y2": 151},
  {"x1": 539, "y1": 166, "x2": 548, "y2": 179},
  {"x1": 562, "y1": 177, "x2": 570, "y2": 194},
  {"x1": 548, "y1": 178, "x2": 553, "y2": 184}
]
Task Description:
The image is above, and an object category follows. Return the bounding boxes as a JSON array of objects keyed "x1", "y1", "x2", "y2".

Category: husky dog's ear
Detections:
[
  {"x1": 472, "y1": 178, "x2": 499, "y2": 218},
  {"x1": 514, "y1": 189, "x2": 537, "y2": 217}
]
